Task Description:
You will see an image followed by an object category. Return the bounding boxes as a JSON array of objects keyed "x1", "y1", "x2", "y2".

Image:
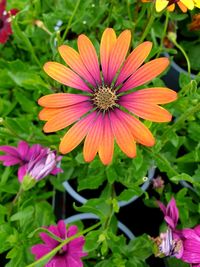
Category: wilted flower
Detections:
[
  {"x1": 0, "y1": 141, "x2": 62, "y2": 182},
  {"x1": 152, "y1": 228, "x2": 183, "y2": 258},
  {"x1": 38, "y1": 28, "x2": 177, "y2": 165},
  {"x1": 152, "y1": 176, "x2": 164, "y2": 189},
  {"x1": 0, "y1": 0, "x2": 18, "y2": 44},
  {"x1": 155, "y1": 197, "x2": 200, "y2": 266},
  {"x1": 31, "y1": 220, "x2": 87, "y2": 267},
  {"x1": 141, "y1": 0, "x2": 199, "y2": 12},
  {"x1": 188, "y1": 13, "x2": 200, "y2": 31},
  {"x1": 25, "y1": 149, "x2": 62, "y2": 181}
]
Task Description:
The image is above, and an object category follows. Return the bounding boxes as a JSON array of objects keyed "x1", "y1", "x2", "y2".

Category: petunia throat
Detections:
[{"x1": 93, "y1": 86, "x2": 117, "y2": 111}]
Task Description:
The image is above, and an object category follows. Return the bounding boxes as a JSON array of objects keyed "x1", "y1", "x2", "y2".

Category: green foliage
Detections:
[{"x1": 0, "y1": 0, "x2": 200, "y2": 266}]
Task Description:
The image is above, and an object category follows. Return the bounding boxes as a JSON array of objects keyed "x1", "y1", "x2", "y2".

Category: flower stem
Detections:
[
  {"x1": 139, "y1": 5, "x2": 155, "y2": 43},
  {"x1": 168, "y1": 34, "x2": 191, "y2": 76},
  {"x1": 160, "y1": 102, "x2": 200, "y2": 148},
  {"x1": 61, "y1": 0, "x2": 81, "y2": 43},
  {"x1": 156, "y1": 11, "x2": 169, "y2": 58},
  {"x1": 26, "y1": 221, "x2": 101, "y2": 267}
]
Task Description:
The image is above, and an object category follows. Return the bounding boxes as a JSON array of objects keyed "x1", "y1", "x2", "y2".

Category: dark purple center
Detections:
[
  {"x1": 168, "y1": 0, "x2": 179, "y2": 6},
  {"x1": 0, "y1": 19, "x2": 4, "y2": 29}
]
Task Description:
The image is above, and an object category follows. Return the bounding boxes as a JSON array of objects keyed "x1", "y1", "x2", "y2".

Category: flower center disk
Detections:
[{"x1": 93, "y1": 86, "x2": 117, "y2": 111}]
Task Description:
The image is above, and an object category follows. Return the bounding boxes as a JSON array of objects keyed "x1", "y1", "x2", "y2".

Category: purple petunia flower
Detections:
[
  {"x1": 31, "y1": 220, "x2": 87, "y2": 267},
  {"x1": 0, "y1": 141, "x2": 62, "y2": 182}
]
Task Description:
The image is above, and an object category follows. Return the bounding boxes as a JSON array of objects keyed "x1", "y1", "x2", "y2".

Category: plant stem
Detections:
[
  {"x1": 61, "y1": 0, "x2": 81, "y2": 43},
  {"x1": 26, "y1": 222, "x2": 101, "y2": 267},
  {"x1": 139, "y1": 5, "x2": 155, "y2": 43},
  {"x1": 168, "y1": 35, "x2": 191, "y2": 76},
  {"x1": 156, "y1": 11, "x2": 169, "y2": 58},
  {"x1": 160, "y1": 102, "x2": 200, "y2": 148}
]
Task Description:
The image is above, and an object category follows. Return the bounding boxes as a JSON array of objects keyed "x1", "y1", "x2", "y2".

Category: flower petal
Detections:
[
  {"x1": 115, "y1": 109, "x2": 155, "y2": 146},
  {"x1": 182, "y1": 250, "x2": 200, "y2": 263},
  {"x1": 0, "y1": 145, "x2": 19, "y2": 157},
  {"x1": 78, "y1": 34, "x2": 101, "y2": 85},
  {"x1": 121, "y1": 87, "x2": 177, "y2": 104},
  {"x1": 119, "y1": 58, "x2": 169, "y2": 92},
  {"x1": 156, "y1": 0, "x2": 169, "y2": 12},
  {"x1": 58, "y1": 45, "x2": 96, "y2": 86},
  {"x1": 43, "y1": 62, "x2": 91, "y2": 92},
  {"x1": 100, "y1": 28, "x2": 117, "y2": 84},
  {"x1": 31, "y1": 244, "x2": 52, "y2": 260},
  {"x1": 38, "y1": 93, "x2": 89, "y2": 108},
  {"x1": 109, "y1": 111, "x2": 136, "y2": 158},
  {"x1": 18, "y1": 141, "x2": 29, "y2": 160},
  {"x1": 39, "y1": 108, "x2": 66, "y2": 121},
  {"x1": 59, "y1": 112, "x2": 97, "y2": 154},
  {"x1": 115, "y1": 41, "x2": 152, "y2": 86},
  {"x1": 0, "y1": 155, "x2": 21, "y2": 166},
  {"x1": 83, "y1": 114, "x2": 103, "y2": 162},
  {"x1": 18, "y1": 164, "x2": 28, "y2": 182},
  {"x1": 107, "y1": 30, "x2": 131, "y2": 85},
  {"x1": 166, "y1": 197, "x2": 179, "y2": 228},
  {"x1": 98, "y1": 114, "x2": 114, "y2": 165},
  {"x1": 167, "y1": 3, "x2": 175, "y2": 11},
  {"x1": 43, "y1": 102, "x2": 92, "y2": 133},
  {"x1": 121, "y1": 101, "x2": 172, "y2": 122},
  {"x1": 180, "y1": 0, "x2": 194, "y2": 10}
]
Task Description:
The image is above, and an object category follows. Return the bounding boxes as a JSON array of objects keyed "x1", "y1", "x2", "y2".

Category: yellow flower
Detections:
[{"x1": 141, "y1": 0, "x2": 199, "y2": 12}]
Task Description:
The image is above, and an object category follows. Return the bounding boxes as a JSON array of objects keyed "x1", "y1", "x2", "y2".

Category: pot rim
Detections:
[
  {"x1": 63, "y1": 166, "x2": 156, "y2": 208},
  {"x1": 64, "y1": 212, "x2": 135, "y2": 240}
]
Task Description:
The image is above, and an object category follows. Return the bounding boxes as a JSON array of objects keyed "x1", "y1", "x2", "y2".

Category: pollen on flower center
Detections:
[{"x1": 93, "y1": 86, "x2": 117, "y2": 111}]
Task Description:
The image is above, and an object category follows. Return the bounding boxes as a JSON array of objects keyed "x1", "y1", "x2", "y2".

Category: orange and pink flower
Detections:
[{"x1": 38, "y1": 28, "x2": 177, "y2": 165}]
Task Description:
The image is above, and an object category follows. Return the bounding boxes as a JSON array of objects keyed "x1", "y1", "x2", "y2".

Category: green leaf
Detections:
[
  {"x1": 170, "y1": 173, "x2": 194, "y2": 184},
  {"x1": 74, "y1": 198, "x2": 110, "y2": 222},
  {"x1": 84, "y1": 230, "x2": 101, "y2": 251}
]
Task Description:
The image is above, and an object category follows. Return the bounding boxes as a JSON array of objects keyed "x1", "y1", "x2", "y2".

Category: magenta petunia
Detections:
[
  {"x1": 0, "y1": 141, "x2": 62, "y2": 182},
  {"x1": 31, "y1": 220, "x2": 87, "y2": 267},
  {"x1": 0, "y1": 0, "x2": 18, "y2": 44}
]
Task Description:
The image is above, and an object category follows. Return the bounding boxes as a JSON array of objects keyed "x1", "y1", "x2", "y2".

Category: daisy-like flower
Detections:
[
  {"x1": 141, "y1": 0, "x2": 199, "y2": 12},
  {"x1": 31, "y1": 220, "x2": 87, "y2": 267},
  {"x1": 0, "y1": 0, "x2": 18, "y2": 44},
  {"x1": 38, "y1": 28, "x2": 177, "y2": 165},
  {"x1": 155, "y1": 198, "x2": 200, "y2": 266},
  {"x1": 0, "y1": 141, "x2": 62, "y2": 182},
  {"x1": 180, "y1": 226, "x2": 200, "y2": 267},
  {"x1": 157, "y1": 197, "x2": 179, "y2": 230}
]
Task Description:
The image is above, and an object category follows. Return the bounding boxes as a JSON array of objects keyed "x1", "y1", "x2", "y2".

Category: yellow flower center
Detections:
[{"x1": 93, "y1": 86, "x2": 117, "y2": 111}]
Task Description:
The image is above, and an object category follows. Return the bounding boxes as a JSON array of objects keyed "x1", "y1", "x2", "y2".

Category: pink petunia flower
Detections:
[
  {"x1": 0, "y1": 141, "x2": 62, "y2": 182},
  {"x1": 0, "y1": 0, "x2": 18, "y2": 44},
  {"x1": 31, "y1": 220, "x2": 87, "y2": 267}
]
